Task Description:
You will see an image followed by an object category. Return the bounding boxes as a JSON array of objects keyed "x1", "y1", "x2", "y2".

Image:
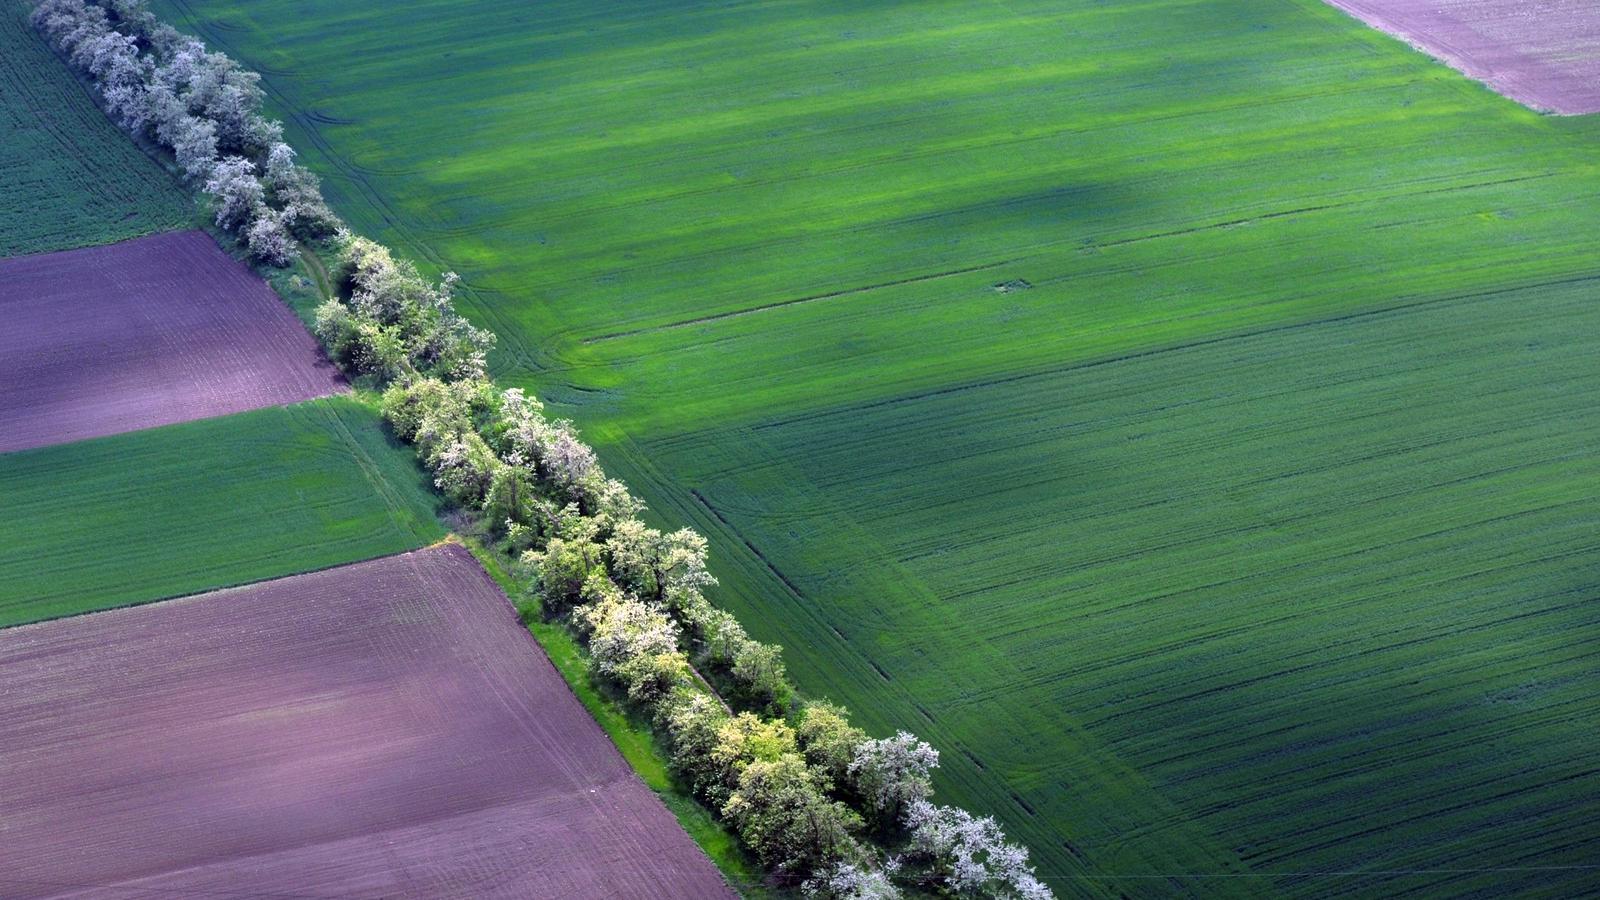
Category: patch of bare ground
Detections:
[
  {"x1": 0, "y1": 230, "x2": 344, "y2": 453},
  {"x1": 0, "y1": 544, "x2": 733, "y2": 899},
  {"x1": 1322, "y1": 0, "x2": 1600, "y2": 114}
]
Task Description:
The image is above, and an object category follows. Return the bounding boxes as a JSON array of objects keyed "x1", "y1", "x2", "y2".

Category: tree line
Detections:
[
  {"x1": 368, "y1": 246, "x2": 1051, "y2": 899},
  {"x1": 32, "y1": 2, "x2": 1054, "y2": 897},
  {"x1": 34, "y1": 0, "x2": 338, "y2": 265}
]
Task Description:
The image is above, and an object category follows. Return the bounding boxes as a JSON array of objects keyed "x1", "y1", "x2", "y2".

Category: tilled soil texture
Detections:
[
  {"x1": 0, "y1": 544, "x2": 734, "y2": 899},
  {"x1": 0, "y1": 229, "x2": 344, "y2": 452},
  {"x1": 1323, "y1": 0, "x2": 1600, "y2": 114}
]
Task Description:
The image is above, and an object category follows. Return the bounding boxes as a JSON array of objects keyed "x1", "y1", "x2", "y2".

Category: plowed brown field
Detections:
[
  {"x1": 0, "y1": 544, "x2": 733, "y2": 899},
  {"x1": 0, "y1": 229, "x2": 344, "y2": 452},
  {"x1": 1323, "y1": 0, "x2": 1600, "y2": 113}
]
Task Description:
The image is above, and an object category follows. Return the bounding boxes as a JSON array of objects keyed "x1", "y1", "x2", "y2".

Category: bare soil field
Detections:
[
  {"x1": 0, "y1": 544, "x2": 732, "y2": 899},
  {"x1": 0, "y1": 229, "x2": 344, "y2": 452},
  {"x1": 1323, "y1": 0, "x2": 1600, "y2": 113}
]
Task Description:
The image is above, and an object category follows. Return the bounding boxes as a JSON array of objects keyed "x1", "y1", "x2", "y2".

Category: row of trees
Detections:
[
  {"x1": 315, "y1": 236, "x2": 494, "y2": 383},
  {"x1": 32, "y1": 0, "x2": 338, "y2": 265},
  {"x1": 32, "y1": 2, "x2": 1054, "y2": 896},
  {"x1": 369, "y1": 247, "x2": 1050, "y2": 896},
  {"x1": 381, "y1": 367, "x2": 1049, "y2": 899}
]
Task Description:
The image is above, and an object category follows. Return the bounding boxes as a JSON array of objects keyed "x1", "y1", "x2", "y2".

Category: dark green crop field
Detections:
[
  {"x1": 0, "y1": 396, "x2": 443, "y2": 628},
  {"x1": 0, "y1": 3, "x2": 191, "y2": 255},
  {"x1": 151, "y1": 0, "x2": 1600, "y2": 892}
]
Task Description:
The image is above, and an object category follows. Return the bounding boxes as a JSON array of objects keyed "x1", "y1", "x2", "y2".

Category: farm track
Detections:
[{"x1": 148, "y1": 0, "x2": 1600, "y2": 891}]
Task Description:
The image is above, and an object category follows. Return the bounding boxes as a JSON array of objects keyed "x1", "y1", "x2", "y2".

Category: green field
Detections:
[
  {"x1": 0, "y1": 2, "x2": 191, "y2": 256},
  {"x1": 1, "y1": 13, "x2": 442, "y2": 629},
  {"x1": 0, "y1": 396, "x2": 443, "y2": 627},
  {"x1": 151, "y1": 0, "x2": 1600, "y2": 892}
]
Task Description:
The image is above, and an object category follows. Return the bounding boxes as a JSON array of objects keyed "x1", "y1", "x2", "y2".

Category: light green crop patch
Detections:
[{"x1": 0, "y1": 396, "x2": 444, "y2": 628}]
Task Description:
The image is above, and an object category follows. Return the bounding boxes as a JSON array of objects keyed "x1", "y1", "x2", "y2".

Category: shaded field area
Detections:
[
  {"x1": 0, "y1": 230, "x2": 345, "y2": 453},
  {"x1": 641, "y1": 276, "x2": 1600, "y2": 896},
  {"x1": 0, "y1": 3, "x2": 190, "y2": 255},
  {"x1": 0, "y1": 543, "x2": 731, "y2": 898},
  {"x1": 1322, "y1": 0, "x2": 1600, "y2": 114},
  {"x1": 0, "y1": 396, "x2": 443, "y2": 627},
  {"x1": 153, "y1": 0, "x2": 1600, "y2": 889}
]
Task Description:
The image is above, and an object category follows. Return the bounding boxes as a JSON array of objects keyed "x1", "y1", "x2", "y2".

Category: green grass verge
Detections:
[
  {"x1": 149, "y1": 0, "x2": 1600, "y2": 891},
  {"x1": 460, "y1": 537, "x2": 777, "y2": 899},
  {"x1": 0, "y1": 2, "x2": 193, "y2": 256},
  {"x1": 0, "y1": 395, "x2": 444, "y2": 627}
]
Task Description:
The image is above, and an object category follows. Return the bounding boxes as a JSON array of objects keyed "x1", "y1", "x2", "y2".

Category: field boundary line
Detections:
[
  {"x1": 583, "y1": 258, "x2": 1022, "y2": 344},
  {"x1": 1053, "y1": 862, "x2": 1600, "y2": 881},
  {"x1": 756, "y1": 268, "x2": 1600, "y2": 432},
  {"x1": 0, "y1": 543, "x2": 428, "y2": 634}
]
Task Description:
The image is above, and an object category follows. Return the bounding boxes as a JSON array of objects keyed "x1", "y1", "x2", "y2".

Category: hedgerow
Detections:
[
  {"x1": 32, "y1": 0, "x2": 338, "y2": 264},
  {"x1": 378, "y1": 364, "x2": 1050, "y2": 898},
  {"x1": 32, "y1": 2, "x2": 1054, "y2": 896}
]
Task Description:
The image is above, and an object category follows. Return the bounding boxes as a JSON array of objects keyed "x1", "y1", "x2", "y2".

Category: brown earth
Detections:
[
  {"x1": 0, "y1": 229, "x2": 344, "y2": 453},
  {"x1": 0, "y1": 544, "x2": 735, "y2": 899},
  {"x1": 1322, "y1": 0, "x2": 1600, "y2": 114}
]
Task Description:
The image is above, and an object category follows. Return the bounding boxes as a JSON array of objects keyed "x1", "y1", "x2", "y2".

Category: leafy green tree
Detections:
[
  {"x1": 724, "y1": 754, "x2": 863, "y2": 882},
  {"x1": 606, "y1": 520, "x2": 716, "y2": 609},
  {"x1": 733, "y1": 639, "x2": 790, "y2": 710},
  {"x1": 526, "y1": 536, "x2": 605, "y2": 613},
  {"x1": 484, "y1": 462, "x2": 538, "y2": 534},
  {"x1": 797, "y1": 702, "x2": 867, "y2": 789}
]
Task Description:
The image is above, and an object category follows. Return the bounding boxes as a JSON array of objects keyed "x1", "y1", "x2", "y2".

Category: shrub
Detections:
[
  {"x1": 203, "y1": 155, "x2": 262, "y2": 233},
  {"x1": 483, "y1": 462, "x2": 536, "y2": 530},
  {"x1": 525, "y1": 535, "x2": 604, "y2": 614},
  {"x1": 804, "y1": 862, "x2": 901, "y2": 899},
  {"x1": 171, "y1": 114, "x2": 217, "y2": 180},
  {"x1": 797, "y1": 702, "x2": 867, "y2": 790},
  {"x1": 695, "y1": 606, "x2": 749, "y2": 666},
  {"x1": 732, "y1": 639, "x2": 789, "y2": 709},
  {"x1": 724, "y1": 754, "x2": 864, "y2": 882},
  {"x1": 657, "y1": 686, "x2": 733, "y2": 800},
  {"x1": 336, "y1": 233, "x2": 494, "y2": 382},
  {"x1": 263, "y1": 143, "x2": 339, "y2": 238},
  {"x1": 244, "y1": 205, "x2": 295, "y2": 266},
  {"x1": 903, "y1": 801, "x2": 1051, "y2": 900},
  {"x1": 577, "y1": 591, "x2": 688, "y2": 703},
  {"x1": 849, "y1": 733, "x2": 938, "y2": 831},
  {"x1": 427, "y1": 432, "x2": 498, "y2": 505},
  {"x1": 381, "y1": 378, "x2": 468, "y2": 440}
]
